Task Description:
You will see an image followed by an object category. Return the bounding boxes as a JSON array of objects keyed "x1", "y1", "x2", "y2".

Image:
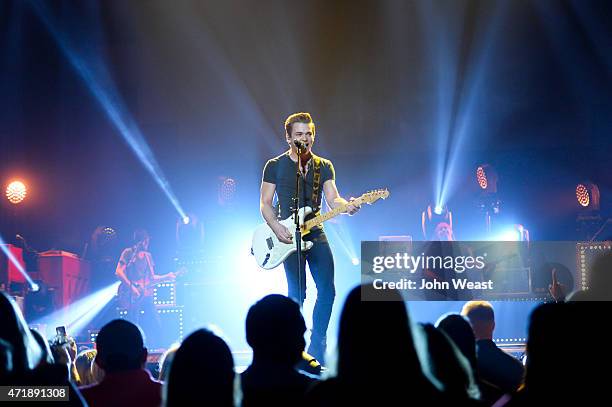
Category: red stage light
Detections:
[
  {"x1": 576, "y1": 184, "x2": 590, "y2": 207},
  {"x1": 476, "y1": 166, "x2": 488, "y2": 189}
]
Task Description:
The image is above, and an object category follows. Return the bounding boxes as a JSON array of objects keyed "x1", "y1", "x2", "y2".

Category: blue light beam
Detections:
[
  {"x1": 418, "y1": 1, "x2": 506, "y2": 209},
  {"x1": 438, "y1": 2, "x2": 506, "y2": 208},
  {"x1": 33, "y1": 281, "x2": 120, "y2": 338},
  {"x1": 27, "y1": 1, "x2": 187, "y2": 220},
  {"x1": 324, "y1": 219, "x2": 359, "y2": 265}
]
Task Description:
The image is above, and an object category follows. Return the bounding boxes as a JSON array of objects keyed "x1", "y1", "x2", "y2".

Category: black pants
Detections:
[{"x1": 283, "y1": 231, "x2": 335, "y2": 345}]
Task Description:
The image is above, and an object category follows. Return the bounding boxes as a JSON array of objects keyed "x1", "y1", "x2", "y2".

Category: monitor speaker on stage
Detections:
[{"x1": 38, "y1": 250, "x2": 90, "y2": 308}]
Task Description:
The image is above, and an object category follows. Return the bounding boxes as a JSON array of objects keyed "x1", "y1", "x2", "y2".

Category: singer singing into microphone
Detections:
[{"x1": 259, "y1": 112, "x2": 359, "y2": 363}]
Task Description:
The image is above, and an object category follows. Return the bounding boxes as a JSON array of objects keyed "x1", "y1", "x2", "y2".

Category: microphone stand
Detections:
[
  {"x1": 16, "y1": 235, "x2": 38, "y2": 255},
  {"x1": 292, "y1": 145, "x2": 304, "y2": 308}
]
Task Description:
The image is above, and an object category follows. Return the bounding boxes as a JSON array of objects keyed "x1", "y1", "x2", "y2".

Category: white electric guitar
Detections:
[{"x1": 251, "y1": 189, "x2": 389, "y2": 269}]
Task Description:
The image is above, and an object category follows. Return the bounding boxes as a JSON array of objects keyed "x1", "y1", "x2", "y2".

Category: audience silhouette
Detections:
[
  {"x1": 308, "y1": 285, "x2": 445, "y2": 405},
  {"x1": 1, "y1": 292, "x2": 86, "y2": 406},
  {"x1": 164, "y1": 329, "x2": 234, "y2": 407},
  {"x1": 436, "y1": 313, "x2": 503, "y2": 405},
  {"x1": 461, "y1": 301, "x2": 524, "y2": 394},
  {"x1": 419, "y1": 323, "x2": 482, "y2": 404},
  {"x1": 80, "y1": 319, "x2": 162, "y2": 407},
  {"x1": 501, "y1": 301, "x2": 609, "y2": 406},
  {"x1": 241, "y1": 294, "x2": 316, "y2": 407},
  {"x1": 2, "y1": 250, "x2": 610, "y2": 407}
]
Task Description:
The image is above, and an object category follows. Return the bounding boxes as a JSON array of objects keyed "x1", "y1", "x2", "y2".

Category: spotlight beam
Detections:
[
  {"x1": 567, "y1": 2, "x2": 612, "y2": 72},
  {"x1": 162, "y1": 2, "x2": 278, "y2": 153},
  {"x1": 33, "y1": 281, "x2": 120, "y2": 337},
  {"x1": 27, "y1": 1, "x2": 186, "y2": 220},
  {"x1": 418, "y1": 1, "x2": 506, "y2": 208},
  {"x1": 323, "y1": 219, "x2": 358, "y2": 264},
  {"x1": 439, "y1": 2, "x2": 506, "y2": 208},
  {"x1": 416, "y1": 0, "x2": 466, "y2": 209}
]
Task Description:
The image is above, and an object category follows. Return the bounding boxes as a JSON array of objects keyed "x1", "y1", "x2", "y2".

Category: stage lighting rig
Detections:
[
  {"x1": 576, "y1": 182, "x2": 599, "y2": 211},
  {"x1": 218, "y1": 177, "x2": 237, "y2": 206},
  {"x1": 575, "y1": 182, "x2": 604, "y2": 241},
  {"x1": 498, "y1": 224, "x2": 530, "y2": 242},
  {"x1": 6, "y1": 180, "x2": 27, "y2": 204},
  {"x1": 475, "y1": 164, "x2": 500, "y2": 233},
  {"x1": 476, "y1": 164, "x2": 497, "y2": 194}
]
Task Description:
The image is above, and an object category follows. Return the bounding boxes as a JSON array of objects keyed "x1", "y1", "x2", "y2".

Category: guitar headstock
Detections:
[
  {"x1": 173, "y1": 266, "x2": 188, "y2": 278},
  {"x1": 360, "y1": 188, "x2": 390, "y2": 205}
]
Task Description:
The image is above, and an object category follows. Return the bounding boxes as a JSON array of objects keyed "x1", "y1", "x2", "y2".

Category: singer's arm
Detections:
[
  {"x1": 323, "y1": 180, "x2": 360, "y2": 215},
  {"x1": 261, "y1": 181, "x2": 293, "y2": 243}
]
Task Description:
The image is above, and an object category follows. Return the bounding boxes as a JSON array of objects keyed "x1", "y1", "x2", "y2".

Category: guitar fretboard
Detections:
[{"x1": 303, "y1": 197, "x2": 365, "y2": 231}]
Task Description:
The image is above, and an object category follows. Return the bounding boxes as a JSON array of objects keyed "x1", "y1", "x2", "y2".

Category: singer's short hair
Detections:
[
  {"x1": 461, "y1": 301, "x2": 495, "y2": 322},
  {"x1": 284, "y1": 112, "x2": 315, "y2": 136}
]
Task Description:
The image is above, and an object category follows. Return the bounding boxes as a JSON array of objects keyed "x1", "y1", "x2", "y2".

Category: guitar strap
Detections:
[
  {"x1": 274, "y1": 153, "x2": 322, "y2": 216},
  {"x1": 311, "y1": 155, "x2": 322, "y2": 210}
]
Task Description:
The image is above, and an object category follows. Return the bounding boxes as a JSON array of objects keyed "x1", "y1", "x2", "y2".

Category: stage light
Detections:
[
  {"x1": 27, "y1": 1, "x2": 187, "y2": 222},
  {"x1": 351, "y1": 257, "x2": 360, "y2": 266},
  {"x1": 476, "y1": 166, "x2": 488, "y2": 190},
  {"x1": 475, "y1": 165, "x2": 500, "y2": 234},
  {"x1": 496, "y1": 224, "x2": 529, "y2": 242},
  {"x1": 33, "y1": 281, "x2": 120, "y2": 338},
  {"x1": 422, "y1": 204, "x2": 453, "y2": 239},
  {"x1": 425, "y1": 204, "x2": 450, "y2": 221},
  {"x1": 475, "y1": 164, "x2": 497, "y2": 194},
  {"x1": 576, "y1": 183, "x2": 599, "y2": 210},
  {"x1": 6, "y1": 181, "x2": 27, "y2": 204},
  {"x1": 182, "y1": 216, "x2": 190, "y2": 225},
  {"x1": 219, "y1": 177, "x2": 237, "y2": 205},
  {"x1": 575, "y1": 182, "x2": 603, "y2": 241},
  {"x1": 499, "y1": 230, "x2": 520, "y2": 241},
  {"x1": 576, "y1": 184, "x2": 589, "y2": 207},
  {"x1": 31, "y1": 283, "x2": 40, "y2": 292}
]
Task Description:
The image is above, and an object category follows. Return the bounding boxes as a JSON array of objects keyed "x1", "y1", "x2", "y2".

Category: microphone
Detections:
[
  {"x1": 293, "y1": 140, "x2": 307, "y2": 150},
  {"x1": 16, "y1": 234, "x2": 39, "y2": 254}
]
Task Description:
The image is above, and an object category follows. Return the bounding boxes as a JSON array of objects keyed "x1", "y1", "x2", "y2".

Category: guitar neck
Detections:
[
  {"x1": 303, "y1": 197, "x2": 363, "y2": 231},
  {"x1": 155, "y1": 274, "x2": 175, "y2": 285}
]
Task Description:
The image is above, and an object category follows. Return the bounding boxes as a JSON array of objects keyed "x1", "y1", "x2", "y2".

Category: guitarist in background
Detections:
[
  {"x1": 115, "y1": 229, "x2": 175, "y2": 343},
  {"x1": 260, "y1": 112, "x2": 360, "y2": 363}
]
